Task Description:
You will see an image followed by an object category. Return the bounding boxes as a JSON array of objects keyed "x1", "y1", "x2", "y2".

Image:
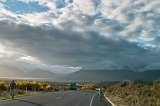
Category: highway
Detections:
[{"x1": 0, "y1": 91, "x2": 112, "y2": 106}]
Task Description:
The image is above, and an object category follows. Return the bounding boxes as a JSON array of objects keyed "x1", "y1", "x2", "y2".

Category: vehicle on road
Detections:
[{"x1": 70, "y1": 82, "x2": 77, "y2": 90}]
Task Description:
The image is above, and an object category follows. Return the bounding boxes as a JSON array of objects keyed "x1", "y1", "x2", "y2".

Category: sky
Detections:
[{"x1": 0, "y1": 0, "x2": 160, "y2": 74}]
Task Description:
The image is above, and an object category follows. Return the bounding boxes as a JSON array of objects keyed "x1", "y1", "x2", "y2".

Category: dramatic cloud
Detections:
[{"x1": 0, "y1": 0, "x2": 160, "y2": 73}]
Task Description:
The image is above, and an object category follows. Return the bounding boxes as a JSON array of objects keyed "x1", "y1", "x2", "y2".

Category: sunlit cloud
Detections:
[{"x1": 0, "y1": 0, "x2": 159, "y2": 72}]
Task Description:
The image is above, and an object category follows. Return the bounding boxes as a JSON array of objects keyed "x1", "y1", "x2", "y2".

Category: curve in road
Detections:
[{"x1": 0, "y1": 91, "x2": 112, "y2": 106}]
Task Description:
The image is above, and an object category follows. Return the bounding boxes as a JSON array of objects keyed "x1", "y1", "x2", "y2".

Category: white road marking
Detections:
[
  {"x1": 104, "y1": 94, "x2": 116, "y2": 106},
  {"x1": 90, "y1": 93, "x2": 96, "y2": 106},
  {"x1": 55, "y1": 97, "x2": 61, "y2": 99}
]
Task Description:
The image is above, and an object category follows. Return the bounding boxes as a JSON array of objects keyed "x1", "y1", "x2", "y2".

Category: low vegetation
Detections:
[
  {"x1": 80, "y1": 84, "x2": 96, "y2": 90},
  {"x1": 0, "y1": 80, "x2": 53, "y2": 99},
  {"x1": 105, "y1": 80, "x2": 160, "y2": 106},
  {"x1": 16, "y1": 80, "x2": 52, "y2": 91},
  {"x1": 1, "y1": 79, "x2": 159, "y2": 106}
]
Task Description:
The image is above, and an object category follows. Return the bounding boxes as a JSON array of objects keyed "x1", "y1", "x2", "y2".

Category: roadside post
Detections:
[{"x1": 25, "y1": 87, "x2": 27, "y2": 94}]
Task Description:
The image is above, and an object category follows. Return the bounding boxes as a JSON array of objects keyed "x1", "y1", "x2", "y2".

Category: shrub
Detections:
[
  {"x1": 81, "y1": 85, "x2": 96, "y2": 90},
  {"x1": 16, "y1": 89, "x2": 25, "y2": 95},
  {"x1": 0, "y1": 81, "x2": 8, "y2": 90},
  {"x1": 105, "y1": 80, "x2": 160, "y2": 106}
]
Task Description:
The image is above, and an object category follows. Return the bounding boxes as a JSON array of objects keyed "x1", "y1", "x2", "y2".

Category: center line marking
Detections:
[
  {"x1": 90, "y1": 93, "x2": 96, "y2": 106},
  {"x1": 55, "y1": 97, "x2": 61, "y2": 99}
]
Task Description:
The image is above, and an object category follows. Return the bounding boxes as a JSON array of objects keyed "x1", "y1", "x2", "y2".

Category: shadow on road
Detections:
[{"x1": 14, "y1": 99, "x2": 43, "y2": 106}]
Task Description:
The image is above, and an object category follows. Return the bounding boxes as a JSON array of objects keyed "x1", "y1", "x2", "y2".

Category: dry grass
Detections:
[{"x1": 105, "y1": 80, "x2": 160, "y2": 106}]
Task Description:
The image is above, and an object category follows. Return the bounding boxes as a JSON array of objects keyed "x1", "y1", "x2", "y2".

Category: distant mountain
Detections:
[
  {"x1": 0, "y1": 65, "x2": 62, "y2": 79},
  {"x1": 0, "y1": 65, "x2": 26, "y2": 77},
  {"x1": 57, "y1": 70, "x2": 160, "y2": 82},
  {"x1": 140, "y1": 70, "x2": 160, "y2": 81},
  {"x1": 27, "y1": 69, "x2": 61, "y2": 78}
]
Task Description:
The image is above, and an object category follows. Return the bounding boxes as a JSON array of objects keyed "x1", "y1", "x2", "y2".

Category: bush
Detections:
[
  {"x1": 16, "y1": 81, "x2": 52, "y2": 91},
  {"x1": 16, "y1": 89, "x2": 25, "y2": 95},
  {"x1": 0, "y1": 91, "x2": 10, "y2": 98},
  {"x1": 81, "y1": 85, "x2": 96, "y2": 90},
  {"x1": 119, "y1": 80, "x2": 132, "y2": 87},
  {"x1": 0, "y1": 81, "x2": 8, "y2": 90},
  {"x1": 105, "y1": 80, "x2": 160, "y2": 106}
]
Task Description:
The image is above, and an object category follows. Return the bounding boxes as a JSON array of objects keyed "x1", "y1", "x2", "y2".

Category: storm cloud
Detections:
[{"x1": 0, "y1": 0, "x2": 160, "y2": 73}]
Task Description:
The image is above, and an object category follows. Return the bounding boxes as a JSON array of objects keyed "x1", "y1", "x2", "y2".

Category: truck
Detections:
[{"x1": 70, "y1": 82, "x2": 77, "y2": 90}]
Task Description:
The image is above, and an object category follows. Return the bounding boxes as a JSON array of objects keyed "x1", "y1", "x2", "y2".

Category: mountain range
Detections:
[
  {"x1": 0, "y1": 65, "x2": 160, "y2": 82},
  {"x1": 0, "y1": 65, "x2": 62, "y2": 80},
  {"x1": 57, "y1": 70, "x2": 160, "y2": 82}
]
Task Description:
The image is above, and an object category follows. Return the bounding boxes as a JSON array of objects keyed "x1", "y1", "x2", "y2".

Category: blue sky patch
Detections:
[
  {"x1": 56, "y1": 0, "x2": 66, "y2": 9},
  {"x1": 55, "y1": 0, "x2": 73, "y2": 9},
  {"x1": 3, "y1": 0, "x2": 49, "y2": 14}
]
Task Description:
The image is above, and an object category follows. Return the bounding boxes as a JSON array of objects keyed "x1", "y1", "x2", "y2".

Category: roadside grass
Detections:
[
  {"x1": 0, "y1": 80, "x2": 54, "y2": 100},
  {"x1": 105, "y1": 80, "x2": 160, "y2": 106},
  {"x1": 0, "y1": 91, "x2": 10, "y2": 100},
  {"x1": 0, "y1": 90, "x2": 43, "y2": 100}
]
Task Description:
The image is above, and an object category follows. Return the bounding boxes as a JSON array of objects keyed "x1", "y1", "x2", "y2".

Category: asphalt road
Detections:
[{"x1": 0, "y1": 91, "x2": 112, "y2": 106}]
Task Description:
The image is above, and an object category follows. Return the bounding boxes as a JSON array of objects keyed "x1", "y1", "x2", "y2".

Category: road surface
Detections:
[{"x1": 0, "y1": 91, "x2": 112, "y2": 106}]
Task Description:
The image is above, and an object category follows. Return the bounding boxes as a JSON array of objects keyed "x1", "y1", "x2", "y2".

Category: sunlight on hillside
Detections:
[{"x1": 105, "y1": 80, "x2": 160, "y2": 106}]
